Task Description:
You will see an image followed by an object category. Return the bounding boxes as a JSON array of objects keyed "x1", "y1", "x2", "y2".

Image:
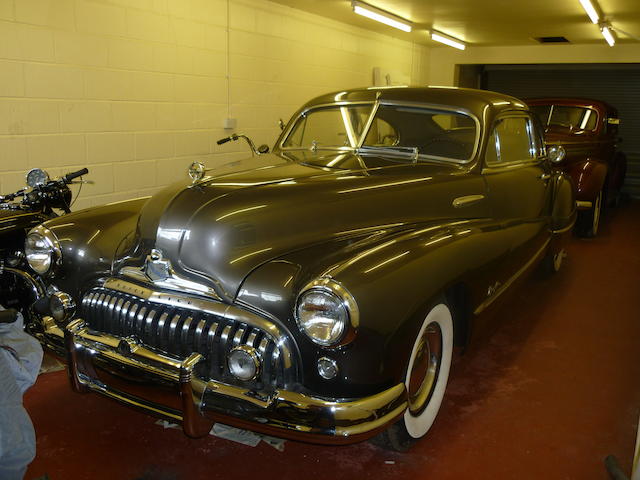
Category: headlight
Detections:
[
  {"x1": 25, "y1": 226, "x2": 61, "y2": 275},
  {"x1": 295, "y1": 278, "x2": 359, "y2": 347}
]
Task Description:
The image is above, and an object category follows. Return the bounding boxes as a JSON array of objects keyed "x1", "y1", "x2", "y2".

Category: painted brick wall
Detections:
[{"x1": 0, "y1": 0, "x2": 430, "y2": 209}]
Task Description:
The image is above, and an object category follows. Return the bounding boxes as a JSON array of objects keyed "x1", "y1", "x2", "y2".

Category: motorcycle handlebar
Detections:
[{"x1": 64, "y1": 168, "x2": 89, "y2": 183}]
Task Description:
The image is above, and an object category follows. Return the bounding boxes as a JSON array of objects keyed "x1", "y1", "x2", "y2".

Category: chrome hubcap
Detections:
[{"x1": 407, "y1": 322, "x2": 442, "y2": 416}]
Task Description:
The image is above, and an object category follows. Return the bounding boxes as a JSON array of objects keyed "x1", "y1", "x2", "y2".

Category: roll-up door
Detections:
[{"x1": 483, "y1": 64, "x2": 640, "y2": 198}]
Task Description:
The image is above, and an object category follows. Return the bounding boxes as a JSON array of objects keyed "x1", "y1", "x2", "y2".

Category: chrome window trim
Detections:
[
  {"x1": 278, "y1": 100, "x2": 481, "y2": 165},
  {"x1": 279, "y1": 101, "x2": 377, "y2": 151},
  {"x1": 484, "y1": 113, "x2": 539, "y2": 169}
]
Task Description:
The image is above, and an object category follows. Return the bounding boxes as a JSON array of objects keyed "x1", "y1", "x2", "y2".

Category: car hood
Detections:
[{"x1": 118, "y1": 152, "x2": 485, "y2": 300}]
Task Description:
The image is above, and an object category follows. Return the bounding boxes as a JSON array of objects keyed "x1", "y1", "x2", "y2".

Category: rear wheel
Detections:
[
  {"x1": 576, "y1": 189, "x2": 602, "y2": 238},
  {"x1": 372, "y1": 302, "x2": 454, "y2": 451}
]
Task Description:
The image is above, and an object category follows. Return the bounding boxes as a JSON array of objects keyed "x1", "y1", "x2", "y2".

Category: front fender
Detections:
[
  {"x1": 40, "y1": 198, "x2": 148, "y2": 295},
  {"x1": 566, "y1": 159, "x2": 607, "y2": 202},
  {"x1": 238, "y1": 219, "x2": 504, "y2": 398}
]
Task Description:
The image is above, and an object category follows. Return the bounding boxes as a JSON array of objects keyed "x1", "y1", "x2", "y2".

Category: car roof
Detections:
[{"x1": 301, "y1": 86, "x2": 529, "y2": 120}]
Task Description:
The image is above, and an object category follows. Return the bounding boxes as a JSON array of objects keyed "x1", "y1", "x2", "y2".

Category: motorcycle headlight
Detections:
[
  {"x1": 25, "y1": 226, "x2": 61, "y2": 275},
  {"x1": 295, "y1": 278, "x2": 359, "y2": 347}
]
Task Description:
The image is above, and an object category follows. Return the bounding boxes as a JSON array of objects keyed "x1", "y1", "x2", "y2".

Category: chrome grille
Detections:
[{"x1": 80, "y1": 287, "x2": 285, "y2": 388}]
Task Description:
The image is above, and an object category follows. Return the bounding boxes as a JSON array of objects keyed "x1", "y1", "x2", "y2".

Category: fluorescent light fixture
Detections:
[
  {"x1": 601, "y1": 25, "x2": 615, "y2": 46},
  {"x1": 351, "y1": 1, "x2": 412, "y2": 33},
  {"x1": 579, "y1": 0, "x2": 599, "y2": 24},
  {"x1": 431, "y1": 31, "x2": 466, "y2": 50}
]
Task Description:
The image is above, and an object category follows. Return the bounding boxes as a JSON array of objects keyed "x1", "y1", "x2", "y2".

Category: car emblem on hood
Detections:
[{"x1": 144, "y1": 248, "x2": 172, "y2": 282}]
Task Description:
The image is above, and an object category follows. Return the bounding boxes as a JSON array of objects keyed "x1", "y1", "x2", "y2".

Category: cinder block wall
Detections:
[{"x1": 0, "y1": 0, "x2": 430, "y2": 209}]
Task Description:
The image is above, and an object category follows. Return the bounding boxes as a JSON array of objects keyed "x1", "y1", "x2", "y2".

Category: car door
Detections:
[{"x1": 482, "y1": 113, "x2": 553, "y2": 289}]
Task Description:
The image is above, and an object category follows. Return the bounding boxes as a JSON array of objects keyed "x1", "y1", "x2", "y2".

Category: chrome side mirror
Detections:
[
  {"x1": 278, "y1": 118, "x2": 285, "y2": 131},
  {"x1": 257, "y1": 144, "x2": 269, "y2": 154},
  {"x1": 548, "y1": 145, "x2": 566, "y2": 163}
]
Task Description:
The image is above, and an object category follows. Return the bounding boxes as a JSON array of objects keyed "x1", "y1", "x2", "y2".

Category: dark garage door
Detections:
[{"x1": 483, "y1": 64, "x2": 640, "y2": 198}]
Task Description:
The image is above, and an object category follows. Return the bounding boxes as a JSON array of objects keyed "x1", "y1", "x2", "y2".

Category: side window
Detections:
[{"x1": 486, "y1": 117, "x2": 536, "y2": 165}]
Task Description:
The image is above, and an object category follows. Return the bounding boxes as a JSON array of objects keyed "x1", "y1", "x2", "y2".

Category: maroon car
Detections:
[{"x1": 526, "y1": 98, "x2": 626, "y2": 237}]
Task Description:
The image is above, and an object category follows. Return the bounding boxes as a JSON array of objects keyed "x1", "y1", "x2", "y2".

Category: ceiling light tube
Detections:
[
  {"x1": 351, "y1": 1, "x2": 412, "y2": 33},
  {"x1": 431, "y1": 31, "x2": 466, "y2": 50},
  {"x1": 579, "y1": 0, "x2": 600, "y2": 24},
  {"x1": 601, "y1": 25, "x2": 615, "y2": 46}
]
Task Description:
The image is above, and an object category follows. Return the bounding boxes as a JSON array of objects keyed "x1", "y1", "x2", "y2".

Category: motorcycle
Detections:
[{"x1": 0, "y1": 167, "x2": 89, "y2": 322}]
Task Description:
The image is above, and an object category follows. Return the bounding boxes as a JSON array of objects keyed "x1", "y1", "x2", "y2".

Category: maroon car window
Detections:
[{"x1": 532, "y1": 105, "x2": 598, "y2": 131}]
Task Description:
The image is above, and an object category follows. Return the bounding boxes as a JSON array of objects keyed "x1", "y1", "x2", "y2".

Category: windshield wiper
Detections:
[{"x1": 357, "y1": 145, "x2": 420, "y2": 162}]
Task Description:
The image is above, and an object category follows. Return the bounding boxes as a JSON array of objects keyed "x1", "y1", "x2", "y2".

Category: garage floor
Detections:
[{"x1": 24, "y1": 201, "x2": 640, "y2": 480}]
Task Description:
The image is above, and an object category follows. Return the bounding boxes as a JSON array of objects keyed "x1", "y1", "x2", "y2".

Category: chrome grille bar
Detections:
[{"x1": 79, "y1": 287, "x2": 286, "y2": 388}]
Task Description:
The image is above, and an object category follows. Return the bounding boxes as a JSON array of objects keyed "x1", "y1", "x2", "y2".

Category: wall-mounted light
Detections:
[
  {"x1": 600, "y1": 24, "x2": 616, "y2": 46},
  {"x1": 351, "y1": 0, "x2": 412, "y2": 33},
  {"x1": 579, "y1": 0, "x2": 600, "y2": 24},
  {"x1": 430, "y1": 30, "x2": 466, "y2": 50}
]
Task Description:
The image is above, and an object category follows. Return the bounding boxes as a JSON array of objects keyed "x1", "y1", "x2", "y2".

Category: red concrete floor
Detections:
[{"x1": 24, "y1": 200, "x2": 640, "y2": 480}]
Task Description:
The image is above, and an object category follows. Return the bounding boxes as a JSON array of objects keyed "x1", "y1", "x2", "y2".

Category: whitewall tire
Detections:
[{"x1": 403, "y1": 302, "x2": 454, "y2": 439}]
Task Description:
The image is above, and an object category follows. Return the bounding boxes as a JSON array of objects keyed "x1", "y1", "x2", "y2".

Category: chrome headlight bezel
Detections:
[
  {"x1": 295, "y1": 277, "x2": 359, "y2": 348},
  {"x1": 25, "y1": 225, "x2": 61, "y2": 275}
]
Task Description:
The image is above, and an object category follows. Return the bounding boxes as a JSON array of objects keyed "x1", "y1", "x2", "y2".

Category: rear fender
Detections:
[{"x1": 550, "y1": 170, "x2": 576, "y2": 232}]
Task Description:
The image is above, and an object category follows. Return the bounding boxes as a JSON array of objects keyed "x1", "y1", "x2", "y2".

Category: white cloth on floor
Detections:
[{"x1": 0, "y1": 309, "x2": 43, "y2": 480}]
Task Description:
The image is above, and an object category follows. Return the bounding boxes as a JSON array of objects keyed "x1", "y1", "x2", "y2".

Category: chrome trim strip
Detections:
[
  {"x1": 120, "y1": 266, "x2": 221, "y2": 301},
  {"x1": 473, "y1": 238, "x2": 551, "y2": 315},
  {"x1": 452, "y1": 194, "x2": 485, "y2": 208},
  {"x1": 576, "y1": 200, "x2": 593, "y2": 209}
]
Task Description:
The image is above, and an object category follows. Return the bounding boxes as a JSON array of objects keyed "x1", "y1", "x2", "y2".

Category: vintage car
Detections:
[
  {"x1": 526, "y1": 98, "x2": 626, "y2": 237},
  {"x1": 27, "y1": 87, "x2": 575, "y2": 451}
]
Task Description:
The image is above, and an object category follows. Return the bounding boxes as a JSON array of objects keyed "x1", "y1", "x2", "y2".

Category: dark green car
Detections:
[{"x1": 26, "y1": 87, "x2": 575, "y2": 450}]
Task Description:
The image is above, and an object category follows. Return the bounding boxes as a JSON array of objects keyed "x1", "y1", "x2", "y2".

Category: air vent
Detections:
[{"x1": 535, "y1": 36, "x2": 570, "y2": 43}]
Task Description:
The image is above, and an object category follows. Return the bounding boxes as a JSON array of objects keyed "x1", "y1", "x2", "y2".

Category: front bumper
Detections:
[{"x1": 42, "y1": 316, "x2": 407, "y2": 445}]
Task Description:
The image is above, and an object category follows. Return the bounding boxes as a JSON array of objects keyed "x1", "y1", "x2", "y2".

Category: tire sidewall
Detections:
[{"x1": 403, "y1": 302, "x2": 454, "y2": 439}]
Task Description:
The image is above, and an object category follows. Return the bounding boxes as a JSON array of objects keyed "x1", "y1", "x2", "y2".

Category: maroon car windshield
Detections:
[{"x1": 530, "y1": 105, "x2": 598, "y2": 131}]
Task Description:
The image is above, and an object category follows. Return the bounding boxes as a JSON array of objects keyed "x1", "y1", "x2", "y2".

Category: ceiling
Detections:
[{"x1": 270, "y1": 0, "x2": 640, "y2": 47}]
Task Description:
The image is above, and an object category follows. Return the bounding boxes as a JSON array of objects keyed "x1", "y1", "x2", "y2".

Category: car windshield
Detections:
[
  {"x1": 282, "y1": 103, "x2": 477, "y2": 164},
  {"x1": 531, "y1": 105, "x2": 598, "y2": 131}
]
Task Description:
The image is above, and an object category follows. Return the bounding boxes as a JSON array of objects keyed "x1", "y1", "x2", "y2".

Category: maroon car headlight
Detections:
[{"x1": 295, "y1": 278, "x2": 359, "y2": 347}]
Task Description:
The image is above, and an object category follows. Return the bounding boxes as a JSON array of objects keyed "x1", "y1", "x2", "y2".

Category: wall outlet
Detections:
[{"x1": 223, "y1": 118, "x2": 237, "y2": 129}]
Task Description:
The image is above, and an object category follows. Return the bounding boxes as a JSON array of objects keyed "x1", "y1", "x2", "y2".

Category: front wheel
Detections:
[
  {"x1": 576, "y1": 189, "x2": 602, "y2": 238},
  {"x1": 372, "y1": 302, "x2": 454, "y2": 451}
]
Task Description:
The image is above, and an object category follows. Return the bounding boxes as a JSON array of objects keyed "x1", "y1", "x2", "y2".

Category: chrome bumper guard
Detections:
[{"x1": 43, "y1": 316, "x2": 407, "y2": 444}]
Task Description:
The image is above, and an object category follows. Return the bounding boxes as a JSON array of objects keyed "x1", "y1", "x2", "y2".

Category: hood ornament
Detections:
[
  {"x1": 188, "y1": 161, "x2": 206, "y2": 184},
  {"x1": 144, "y1": 248, "x2": 173, "y2": 282},
  {"x1": 118, "y1": 249, "x2": 222, "y2": 301}
]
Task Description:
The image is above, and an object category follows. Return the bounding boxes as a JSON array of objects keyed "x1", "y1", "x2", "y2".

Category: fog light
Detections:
[
  {"x1": 49, "y1": 291, "x2": 75, "y2": 322},
  {"x1": 317, "y1": 357, "x2": 338, "y2": 380},
  {"x1": 228, "y1": 346, "x2": 260, "y2": 381}
]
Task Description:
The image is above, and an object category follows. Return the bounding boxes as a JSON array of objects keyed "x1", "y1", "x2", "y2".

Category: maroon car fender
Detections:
[{"x1": 566, "y1": 159, "x2": 608, "y2": 202}]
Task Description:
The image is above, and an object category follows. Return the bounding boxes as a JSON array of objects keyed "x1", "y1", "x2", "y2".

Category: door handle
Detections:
[
  {"x1": 452, "y1": 194, "x2": 485, "y2": 208},
  {"x1": 539, "y1": 173, "x2": 551, "y2": 180}
]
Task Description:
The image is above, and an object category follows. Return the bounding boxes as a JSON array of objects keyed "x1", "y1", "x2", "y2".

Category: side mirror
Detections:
[
  {"x1": 257, "y1": 144, "x2": 269, "y2": 154},
  {"x1": 547, "y1": 145, "x2": 566, "y2": 164},
  {"x1": 278, "y1": 119, "x2": 285, "y2": 131}
]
